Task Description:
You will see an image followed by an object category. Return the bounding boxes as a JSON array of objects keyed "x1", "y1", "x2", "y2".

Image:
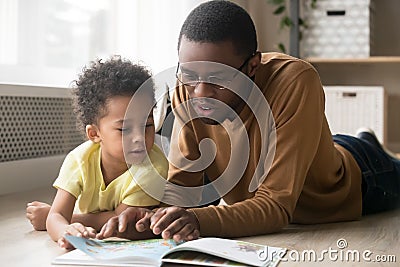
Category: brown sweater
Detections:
[{"x1": 163, "y1": 52, "x2": 362, "y2": 237}]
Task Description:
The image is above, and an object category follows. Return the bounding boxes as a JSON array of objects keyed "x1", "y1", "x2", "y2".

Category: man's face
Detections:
[{"x1": 177, "y1": 37, "x2": 251, "y2": 124}]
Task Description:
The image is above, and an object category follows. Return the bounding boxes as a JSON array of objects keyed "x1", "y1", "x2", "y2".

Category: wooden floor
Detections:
[{"x1": 0, "y1": 187, "x2": 399, "y2": 267}]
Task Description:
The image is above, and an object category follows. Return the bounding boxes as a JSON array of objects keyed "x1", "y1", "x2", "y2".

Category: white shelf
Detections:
[{"x1": 306, "y1": 57, "x2": 400, "y2": 64}]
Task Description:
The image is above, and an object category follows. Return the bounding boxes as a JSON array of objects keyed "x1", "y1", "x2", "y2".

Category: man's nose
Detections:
[{"x1": 193, "y1": 82, "x2": 216, "y2": 98}]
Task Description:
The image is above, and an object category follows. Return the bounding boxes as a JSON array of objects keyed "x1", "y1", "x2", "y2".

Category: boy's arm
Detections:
[
  {"x1": 47, "y1": 188, "x2": 97, "y2": 249},
  {"x1": 71, "y1": 203, "x2": 131, "y2": 231},
  {"x1": 46, "y1": 189, "x2": 77, "y2": 242}
]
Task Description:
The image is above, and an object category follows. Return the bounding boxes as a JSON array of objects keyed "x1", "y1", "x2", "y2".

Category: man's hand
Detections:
[
  {"x1": 96, "y1": 207, "x2": 154, "y2": 240},
  {"x1": 26, "y1": 201, "x2": 51, "y2": 231},
  {"x1": 150, "y1": 207, "x2": 200, "y2": 242},
  {"x1": 58, "y1": 223, "x2": 96, "y2": 249}
]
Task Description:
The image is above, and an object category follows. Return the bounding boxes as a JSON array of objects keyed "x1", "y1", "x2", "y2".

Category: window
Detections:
[{"x1": 0, "y1": 0, "x2": 204, "y2": 87}]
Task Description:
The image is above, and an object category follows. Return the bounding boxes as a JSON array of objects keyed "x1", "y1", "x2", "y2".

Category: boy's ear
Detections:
[{"x1": 86, "y1": 124, "x2": 101, "y2": 143}]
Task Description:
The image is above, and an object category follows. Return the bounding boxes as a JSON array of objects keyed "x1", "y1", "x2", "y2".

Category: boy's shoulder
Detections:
[
  {"x1": 67, "y1": 140, "x2": 100, "y2": 161},
  {"x1": 147, "y1": 144, "x2": 169, "y2": 177}
]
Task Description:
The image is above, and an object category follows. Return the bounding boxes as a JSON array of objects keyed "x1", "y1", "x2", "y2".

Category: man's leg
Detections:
[
  {"x1": 356, "y1": 127, "x2": 399, "y2": 159},
  {"x1": 333, "y1": 131, "x2": 400, "y2": 215}
]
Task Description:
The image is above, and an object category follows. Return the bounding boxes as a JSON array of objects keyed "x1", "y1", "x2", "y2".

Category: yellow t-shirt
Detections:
[{"x1": 53, "y1": 140, "x2": 167, "y2": 213}]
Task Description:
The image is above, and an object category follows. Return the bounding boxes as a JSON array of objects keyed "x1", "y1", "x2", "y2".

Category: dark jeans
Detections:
[{"x1": 333, "y1": 134, "x2": 400, "y2": 215}]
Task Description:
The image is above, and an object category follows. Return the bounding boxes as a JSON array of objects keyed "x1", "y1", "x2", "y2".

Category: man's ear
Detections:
[
  {"x1": 246, "y1": 51, "x2": 261, "y2": 77},
  {"x1": 86, "y1": 124, "x2": 101, "y2": 143}
]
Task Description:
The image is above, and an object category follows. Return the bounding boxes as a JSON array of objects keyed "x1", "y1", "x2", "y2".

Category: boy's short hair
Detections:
[
  {"x1": 178, "y1": 0, "x2": 257, "y2": 57},
  {"x1": 72, "y1": 56, "x2": 154, "y2": 131}
]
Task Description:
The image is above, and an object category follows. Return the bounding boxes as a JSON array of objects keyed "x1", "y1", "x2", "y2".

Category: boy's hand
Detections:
[
  {"x1": 150, "y1": 207, "x2": 200, "y2": 242},
  {"x1": 26, "y1": 201, "x2": 51, "y2": 231},
  {"x1": 58, "y1": 223, "x2": 96, "y2": 249},
  {"x1": 96, "y1": 207, "x2": 153, "y2": 240}
]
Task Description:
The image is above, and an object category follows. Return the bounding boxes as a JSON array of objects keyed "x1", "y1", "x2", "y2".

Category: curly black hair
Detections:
[
  {"x1": 178, "y1": 0, "x2": 257, "y2": 57},
  {"x1": 72, "y1": 56, "x2": 154, "y2": 132}
]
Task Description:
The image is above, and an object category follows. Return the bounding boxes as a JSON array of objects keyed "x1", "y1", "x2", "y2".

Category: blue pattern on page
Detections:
[{"x1": 64, "y1": 235, "x2": 177, "y2": 261}]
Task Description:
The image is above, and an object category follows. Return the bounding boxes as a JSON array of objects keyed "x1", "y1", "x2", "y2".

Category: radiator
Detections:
[{"x1": 0, "y1": 83, "x2": 83, "y2": 195}]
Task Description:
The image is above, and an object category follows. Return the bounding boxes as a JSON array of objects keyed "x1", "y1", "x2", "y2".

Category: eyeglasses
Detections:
[{"x1": 175, "y1": 53, "x2": 256, "y2": 90}]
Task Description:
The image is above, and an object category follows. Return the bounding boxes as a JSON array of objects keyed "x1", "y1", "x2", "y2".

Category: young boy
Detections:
[{"x1": 25, "y1": 57, "x2": 167, "y2": 248}]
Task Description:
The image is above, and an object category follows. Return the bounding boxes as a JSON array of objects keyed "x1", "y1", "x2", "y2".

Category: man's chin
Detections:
[{"x1": 199, "y1": 117, "x2": 220, "y2": 125}]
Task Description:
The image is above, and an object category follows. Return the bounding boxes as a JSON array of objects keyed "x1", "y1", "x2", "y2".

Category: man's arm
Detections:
[
  {"x1": 96, "y1": 207, "x2": 158, "y2": 240},
  {"x1": 151, "y1": 66, "x2": 326, "y2": 238},
  {"x1": 161, "y1": 88, "x2": 206, "y2": 207},
  {"x1": 190, "y1": 67, "x2": 325, "y2": 236}
]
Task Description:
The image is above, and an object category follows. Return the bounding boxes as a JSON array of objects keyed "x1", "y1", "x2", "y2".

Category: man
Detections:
[{"x1": 98, "y1": 0, "x2": 400, "y2": 241}]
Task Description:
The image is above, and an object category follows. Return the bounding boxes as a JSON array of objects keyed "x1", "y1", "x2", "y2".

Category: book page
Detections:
[
  {"x1": 163, "y1": 237, "x2": 286, "y2": 267},
  {"x1": 62, "y1": 235, "x2": 177, "y2": 265}
]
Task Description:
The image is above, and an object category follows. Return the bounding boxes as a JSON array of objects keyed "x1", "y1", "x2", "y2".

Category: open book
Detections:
[{"x1": 52, "y1": 235, "x2": 286, "y2": 267}]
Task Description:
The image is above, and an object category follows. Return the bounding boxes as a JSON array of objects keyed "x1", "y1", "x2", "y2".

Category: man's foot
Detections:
[{"x1": 356, "y1": 128, "x2": 398, "y2": 159}]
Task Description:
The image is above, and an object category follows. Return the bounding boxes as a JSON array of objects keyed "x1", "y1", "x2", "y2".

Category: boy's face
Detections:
[
  {"x1": 177, "y1": 37, "x2": 257, "y2": 124},
  {"x1": 96, "y1": 94, "x2": 155, "y2": 166}
]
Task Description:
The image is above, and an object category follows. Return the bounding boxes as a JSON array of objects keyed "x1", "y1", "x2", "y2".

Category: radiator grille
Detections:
[{"x1": 0, "y1": 95, "x2": 84, "y2": 162}]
